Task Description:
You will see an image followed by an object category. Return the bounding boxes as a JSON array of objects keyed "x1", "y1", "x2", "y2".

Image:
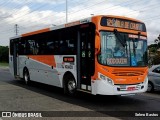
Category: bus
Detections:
[{"x1": 9, "y1": 15, "x2": 148, "y2": 96}]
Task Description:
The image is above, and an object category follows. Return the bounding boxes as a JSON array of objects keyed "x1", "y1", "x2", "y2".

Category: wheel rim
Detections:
[
  {"x1": 24, "y1": 72, "x2": 29, "y2": 84},
  {"x1": 68, "y1": 80, "x2": 76, "y2": 93},
  {"x1": 147, "y1": 83, "x2": 152, "y2": 92}
]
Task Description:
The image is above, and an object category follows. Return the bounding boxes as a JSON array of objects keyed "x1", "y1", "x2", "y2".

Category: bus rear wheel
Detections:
[
  {"x1": 23, "y1": 69, "x2": 30, "y2": 85},
  {"x1": 64, "y1": 75, "x2": 77, "y2": 96}
]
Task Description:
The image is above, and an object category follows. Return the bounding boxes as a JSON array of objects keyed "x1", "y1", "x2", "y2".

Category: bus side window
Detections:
[
  {"x1": 10, "y1": 41, "x2": 14, "y2": 55},
  {"x1": 18, "y1": 40, "x2": 25, "y2": 55},
  {"x1": 34, "y1": 42, "x2": 39, "y2": 55},
  {"x1": 46, "y1": 41, "x2": 54, "y2": 54},
  {"x1": 26, "y1": 41, "x2": 31, "y2": 55},
  {"x1": 26, "y1": 40, "x2": 36, "y2": 55},
  {"x1": 59, "y1": 40, "x2": 68, "y2": 54},
  {"x1": 38, "y1": 42, "x2": 46, "y2": 55},
  {"x1": 54, "y1": 40, "x2": 59, "y2": 54},
  {"x1": 68, "y1": 39, "x2": 76, "y2": 54}
]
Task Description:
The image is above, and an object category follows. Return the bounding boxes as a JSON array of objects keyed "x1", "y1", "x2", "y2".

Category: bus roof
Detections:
[{"x1": 10, "y1": 15, "x2": 144, "y2": 39}]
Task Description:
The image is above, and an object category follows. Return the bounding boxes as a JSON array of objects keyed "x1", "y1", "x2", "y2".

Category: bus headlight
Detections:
[
  {"x1": 107, "y1": 77, "x2": 114, "y2": 85},
  {"x1": 99, "y1": 74, "x2": 106, "y2": 80},
  {"x1": 99, "y1": 73, "x2": 114, "y2": 85}
]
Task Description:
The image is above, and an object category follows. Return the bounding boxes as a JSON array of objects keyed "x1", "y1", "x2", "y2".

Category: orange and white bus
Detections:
[{"x1": 9, "y1": 15, "x2": 148, "y2": 95}]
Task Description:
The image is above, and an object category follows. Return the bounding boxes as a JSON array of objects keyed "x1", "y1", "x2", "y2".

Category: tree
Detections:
[
  {"x1": 154, "y1": 34, "x2": 160, "y2": 48},
  {"x1": 149, "y1": 47, "x2": 156, "y2": 53},
  {"x1": 152, "y1": 54, "x2": 160, "y2": 65},
  {"x1": 148, "y1": 44, "x2": 157, "y2": 49},
  {"x1": 0, "y1": 46, "x2": 9, "y2": 63},
  {"x1": 148, "y1": 34, "x2": 160, "y2": 65}
]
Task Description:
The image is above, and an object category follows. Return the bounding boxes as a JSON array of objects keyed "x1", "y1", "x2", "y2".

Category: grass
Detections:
[{"x1": 0, "y1": 62, "x2": 9, "y2": 67}]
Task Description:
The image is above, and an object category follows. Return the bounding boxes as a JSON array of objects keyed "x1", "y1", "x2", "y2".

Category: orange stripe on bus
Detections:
[
  {"x1": 27, "y1": 55, "x2": 56, "y2": 67},
  {"x1": 22, "y1": 28, "x2": 50, "y2": 37}
]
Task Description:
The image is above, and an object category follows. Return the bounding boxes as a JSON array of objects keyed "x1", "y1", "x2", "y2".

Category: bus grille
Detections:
[{"x1": 112, "y1": 70, "x2": 144, "y2": 76}]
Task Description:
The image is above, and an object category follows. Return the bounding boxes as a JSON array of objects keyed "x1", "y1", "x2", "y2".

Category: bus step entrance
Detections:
[
  {"x1": 77, "y1": 89, "x2": 91, "y2": 94},
  {"x1": 79, "y1": 84, "x2": 91, "y2": 92}
]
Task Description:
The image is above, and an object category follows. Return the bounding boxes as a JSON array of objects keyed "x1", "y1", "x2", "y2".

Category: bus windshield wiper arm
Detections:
[{"x1": 114, "y1": 29, "x2": 126, "y2": 47}]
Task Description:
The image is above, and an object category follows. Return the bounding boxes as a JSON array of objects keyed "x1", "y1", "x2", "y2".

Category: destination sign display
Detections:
[
  {"x1": 101, "y1": 17, "x2": 146, "y2": 32},
  {"x1": 63, "y1": 57, "x2": 74, "y2": 62}
]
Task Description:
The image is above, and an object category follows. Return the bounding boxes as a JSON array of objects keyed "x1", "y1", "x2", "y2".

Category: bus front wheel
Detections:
[{"x1": 64, "y1": 75, "x2": 77, "y2": 96}]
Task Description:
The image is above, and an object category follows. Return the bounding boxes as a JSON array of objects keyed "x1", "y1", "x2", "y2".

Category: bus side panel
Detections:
[
  {"x1": 18, "y1": 56, "x2": 27, "y2": 78},
  {"x1": 18, "y1": 55, "x2": 77, "y2": 88},
  {"x1": 9, "y1": 55, "x2": 14, "y2": 77},
  {"x1": 19, "y1": 55, "x2": 61, "y2": 87},
  {"x1": 54, "y1": 55, "x2": 77, "y2": 88}
]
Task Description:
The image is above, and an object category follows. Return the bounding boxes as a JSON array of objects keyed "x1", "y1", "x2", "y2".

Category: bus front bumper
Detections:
[{"x1": 91, "y1": 78, "x2": 148, "y2": 95}]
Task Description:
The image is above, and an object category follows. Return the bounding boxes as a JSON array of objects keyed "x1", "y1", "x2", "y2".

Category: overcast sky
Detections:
[{"x1": 0, "y1": 0, "x2": 159, "y2": 46}]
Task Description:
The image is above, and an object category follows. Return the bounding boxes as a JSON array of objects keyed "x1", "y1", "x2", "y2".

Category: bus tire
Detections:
[
  {"x1": 64, "y1": 74, "x2": 77, "y2": 96},
  {"x1": 23, "y1": 68, "x2": 30, "y2": 85}
]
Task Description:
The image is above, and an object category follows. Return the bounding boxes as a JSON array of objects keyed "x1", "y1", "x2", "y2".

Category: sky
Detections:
[{"x1": 0, "y1": 0, "x2": 159, "y2": 46}]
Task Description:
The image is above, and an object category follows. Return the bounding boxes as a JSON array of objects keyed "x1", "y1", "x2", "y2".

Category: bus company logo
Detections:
[{"x1": 2, "y1": 112, "x2": 11, "y2": 117}]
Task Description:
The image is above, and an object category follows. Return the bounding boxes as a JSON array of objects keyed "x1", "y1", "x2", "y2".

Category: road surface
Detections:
[{"x1": 0, "y1": 67, "x2": 160, "y2": 120}]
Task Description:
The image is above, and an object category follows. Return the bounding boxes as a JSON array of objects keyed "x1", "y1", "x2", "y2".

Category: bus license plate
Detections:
[{"x1": 127, "y1": 87, "x2": 135, "y2": 91}]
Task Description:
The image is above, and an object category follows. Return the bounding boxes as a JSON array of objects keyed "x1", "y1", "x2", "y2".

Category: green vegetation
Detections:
[
  {"x1": 148, "y1": 34, "x2": 160, "y2": 65},
  {"x1": 0, "y1": 62, "x2": 9, "y2": 67},
  {"x1": 0, "y1": 46, "x2": 9, "y2": 63}
]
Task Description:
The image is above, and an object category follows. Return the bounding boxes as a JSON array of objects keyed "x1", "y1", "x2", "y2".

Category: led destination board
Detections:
[{"x1": 101, "y1": 17, "x2": 146, "y2": 32}]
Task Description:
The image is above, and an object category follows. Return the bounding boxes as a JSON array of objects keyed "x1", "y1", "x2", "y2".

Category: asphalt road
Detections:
[{"x1": 0, "y1": 67, "x2": 160, "y2": 120}]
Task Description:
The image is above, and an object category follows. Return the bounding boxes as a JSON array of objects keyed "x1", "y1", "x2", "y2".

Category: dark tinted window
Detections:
[
  {"x1": 10, "y1": 40, "x2": 14, "y2": 55},
  {"x1": 14, "y1": 26, "x2": 77, "y2": 55},
  {"x1": 10, "y1": 39, "x2": 19, "y2": 55},
  {"x1": 18, "y1": 39, "x2": 26, "y2": 55},
  {"x1": 153, "y1": 67, "x2": 160, "y2": 73}
]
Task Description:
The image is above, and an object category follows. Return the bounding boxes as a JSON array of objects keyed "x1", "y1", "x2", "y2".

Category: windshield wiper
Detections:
[{"x1": 114, "y1": 29, "x2": 126, "y2": 47}]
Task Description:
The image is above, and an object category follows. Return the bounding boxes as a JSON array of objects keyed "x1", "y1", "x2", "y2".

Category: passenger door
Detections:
[
  {"x1": 12, "y1": 40, "x2": 19, "y2": 77},
  {"x1": 77, "y1": 23, "x2": 95, "y2": 91}
]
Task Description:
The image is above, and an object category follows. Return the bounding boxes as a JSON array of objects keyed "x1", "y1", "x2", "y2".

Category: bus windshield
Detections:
[{"x1": 98, "y1": 31, "x2": 148, "y2": 67}]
